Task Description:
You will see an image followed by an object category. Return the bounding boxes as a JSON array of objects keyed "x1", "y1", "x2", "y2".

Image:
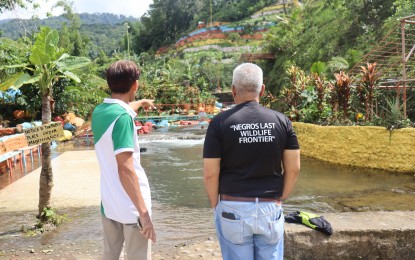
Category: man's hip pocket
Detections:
[
  {"x1": 219, "y1": 213, "x2": 246, "y2": 244},
  {"x1": 268, "y1": 210, "x2": 284, "y2": 244}
]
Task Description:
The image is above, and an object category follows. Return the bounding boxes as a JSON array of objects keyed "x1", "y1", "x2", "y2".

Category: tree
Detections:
[
  {"x1": 0, "y1": 0, "x2": 33, "y2": 13},
  {"x1": 54, "y1": 0, "x2": 88, "y2": 57},
  {"x1": 58, "y1": 24, "x2": 73, "y2": 52},
  {"x1": 0, "y1": 27, "x2": 90, "y2": 218}
]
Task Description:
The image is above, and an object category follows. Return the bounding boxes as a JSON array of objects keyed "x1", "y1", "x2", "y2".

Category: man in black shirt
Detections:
[{"x1": 203, "y1": 63, "x2": 300, "y2": 260}]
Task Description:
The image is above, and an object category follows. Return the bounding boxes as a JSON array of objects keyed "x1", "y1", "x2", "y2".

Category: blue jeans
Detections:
[{"x1": 215, "y1": 199, "x2": 284, "y2": 260}]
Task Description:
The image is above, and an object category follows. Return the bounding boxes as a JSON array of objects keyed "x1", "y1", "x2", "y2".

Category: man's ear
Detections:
[
  {"x1": 132, "y1": 80, "x2": 139, "y2": 92},
  {"x1": 232, "y1": 85, "x2": 236, "y2": 98},
  {"x1": 259, "y1": 84, "x2": 265, "y2": 97}
]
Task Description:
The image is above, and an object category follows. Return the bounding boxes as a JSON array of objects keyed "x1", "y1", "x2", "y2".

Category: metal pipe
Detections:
[
  {"x1": 405, "y1": 44, "x2": 415, "y2": 62},
  {"x1": 400, "y1": 14, "x2": 415, "y2": 21},
  {"x1": 401, "y1": 20, "x2": 407, "y2": 118}
]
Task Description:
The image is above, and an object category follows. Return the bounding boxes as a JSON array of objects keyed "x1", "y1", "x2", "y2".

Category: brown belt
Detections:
[{"x1": 220, "y1": 194, "x2": 281, "y2": 203}]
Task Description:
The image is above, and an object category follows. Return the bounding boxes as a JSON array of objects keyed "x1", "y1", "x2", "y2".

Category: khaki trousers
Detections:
[{"x1": 102, "y1": 216, "x2": 151, "y2": 260}]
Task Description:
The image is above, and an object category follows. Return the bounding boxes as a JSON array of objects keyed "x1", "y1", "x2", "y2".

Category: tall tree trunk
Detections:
[{"x1": 38, "y1": 93, "x2": 53, "y2": 219}]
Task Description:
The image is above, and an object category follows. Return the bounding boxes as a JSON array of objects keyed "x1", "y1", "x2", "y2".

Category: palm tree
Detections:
[{"x1": 0, "y1": 27, "x2": 90, "y2": 219}]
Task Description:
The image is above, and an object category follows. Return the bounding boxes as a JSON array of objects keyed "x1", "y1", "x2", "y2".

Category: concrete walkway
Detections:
[{"x1": 0, "y1": 150, "x2": 100, "y2": 212}]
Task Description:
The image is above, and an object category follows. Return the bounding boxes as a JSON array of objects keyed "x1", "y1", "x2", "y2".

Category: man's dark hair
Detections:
[{"x1": 106, "y1": 60, "x2": 140, "y2": 94}]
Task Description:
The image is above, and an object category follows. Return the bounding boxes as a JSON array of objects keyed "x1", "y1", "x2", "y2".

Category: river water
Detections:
[{"x1": 139, "y1": 126, "x2": 415, "y2": 213}]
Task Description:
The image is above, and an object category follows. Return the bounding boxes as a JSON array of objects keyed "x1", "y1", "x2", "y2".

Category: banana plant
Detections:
[{"x1": 0, "y1": 27, "x2": 90, "y2": 219}]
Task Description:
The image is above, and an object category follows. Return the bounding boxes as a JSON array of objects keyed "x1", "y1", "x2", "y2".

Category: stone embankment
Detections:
[{"x1": 293, "y1": 122, "x2": 415, "y2": 173}]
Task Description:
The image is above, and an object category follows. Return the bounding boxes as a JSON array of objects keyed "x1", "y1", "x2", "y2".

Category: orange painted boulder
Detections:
[{"x1": 13, "y1": 110, "x2": 26, "y2": 119}]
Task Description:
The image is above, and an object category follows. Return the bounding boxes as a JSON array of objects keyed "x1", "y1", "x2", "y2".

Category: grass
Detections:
[{"x1": 19, "y1": 208, "x2": 69, "y2": 237}]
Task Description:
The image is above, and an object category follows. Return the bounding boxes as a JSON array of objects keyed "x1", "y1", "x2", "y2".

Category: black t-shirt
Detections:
[{"x1": 203, "y1": 101, "x2": 299, "y2": 198}]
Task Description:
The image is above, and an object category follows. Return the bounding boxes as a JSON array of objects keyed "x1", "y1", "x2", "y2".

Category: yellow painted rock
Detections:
[{"x1": 58, "y1": 130, "x2": 73, "y2": 141}]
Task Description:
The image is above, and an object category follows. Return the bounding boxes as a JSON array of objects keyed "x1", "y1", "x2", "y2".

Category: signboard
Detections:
[{"x1": 23, "y1": 122, "x2": 65, "y2": 146}]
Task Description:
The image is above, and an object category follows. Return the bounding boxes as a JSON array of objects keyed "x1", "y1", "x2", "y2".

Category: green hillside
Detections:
[
  {"x1": 137, "y1": 0, "x2": 414, "y2": 91},
  {"x1": 0, "y1": 13, "x2": 138, "y2": 56},
  {"x1": 130, "y1": 0, "x2": 415, "y2": 123}
]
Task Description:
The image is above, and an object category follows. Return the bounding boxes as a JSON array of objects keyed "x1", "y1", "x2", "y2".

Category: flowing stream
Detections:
[{"x1": 139, "y1": 126, "x2": 415, "y2": 213}]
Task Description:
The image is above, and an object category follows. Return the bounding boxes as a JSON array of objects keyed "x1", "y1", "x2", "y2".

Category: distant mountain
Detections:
[
  {"x1": 0, "y1": 18, "x2": 12, "y2": 25},
  {"x1": 0, "y1": 13, "x2": 138, "y2": 39}
]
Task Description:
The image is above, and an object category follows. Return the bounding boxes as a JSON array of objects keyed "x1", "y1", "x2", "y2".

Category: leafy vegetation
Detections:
[
  {"x1": 38, "y1": 207, "x2": 68, "y2": 226},
  {"x1": 132, "y1": 0, "x2": 278, "y2": 52},
  {"x1": 262, "y1": 0, "x2": 415, "y2": 127},
  {"x1": 0, "y1": 26, "x2": 91, "y2": 218},
  {"x1": 0, "y1": 0, "x2": 33, "y2": 13},
  {"x1": 21, "y1": 207, "x2": 68, "y2": 237}
]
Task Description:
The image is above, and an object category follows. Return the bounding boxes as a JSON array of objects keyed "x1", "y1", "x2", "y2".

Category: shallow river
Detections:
[{"x1": 139, "y1": 126, "x2": 415, "y2": 214}]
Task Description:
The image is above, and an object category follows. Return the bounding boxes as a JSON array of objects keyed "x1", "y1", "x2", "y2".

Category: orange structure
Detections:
[{"x1": 349, "y1": 15, "x2": 415, "y2": 118}]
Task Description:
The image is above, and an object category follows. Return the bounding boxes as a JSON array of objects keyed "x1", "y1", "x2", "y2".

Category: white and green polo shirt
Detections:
[{"x1": 92, "y1": 98, "x2": 151, "y2": 224}]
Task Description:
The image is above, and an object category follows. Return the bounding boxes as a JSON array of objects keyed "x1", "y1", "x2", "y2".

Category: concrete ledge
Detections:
[{"x1": 284, "y1": 211, "x2": 415, "y2": 259}]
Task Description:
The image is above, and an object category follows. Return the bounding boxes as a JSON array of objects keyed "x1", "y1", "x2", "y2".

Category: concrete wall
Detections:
[
  {"x1": 284, "y1": 211, "x2": 415, "y2": 259},
  {"x1": 292, "y1": 122, "x2": 415, "y2": 173}
]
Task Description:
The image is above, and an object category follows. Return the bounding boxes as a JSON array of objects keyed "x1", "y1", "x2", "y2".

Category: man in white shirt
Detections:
[{"x1": 92, "y1": 60, "x2": 156, "y2": 259}]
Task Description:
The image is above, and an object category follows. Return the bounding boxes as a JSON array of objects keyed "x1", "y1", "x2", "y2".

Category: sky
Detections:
[{"x1": 0, "y1": 0, "x2": 153, "y2": 20}]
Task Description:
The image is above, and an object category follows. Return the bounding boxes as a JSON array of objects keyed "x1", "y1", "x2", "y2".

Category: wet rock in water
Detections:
[
  {"x1": 175, "y1": 241, "x2": 188, "y2": 247},
  {"x1": 42, "y1": 249, "x2": 53, "y2": 254}
]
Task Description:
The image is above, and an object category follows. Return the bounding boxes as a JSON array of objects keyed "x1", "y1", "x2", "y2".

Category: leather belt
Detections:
[{"x1": 220, "y1": 194, "x2": 281, "y2": 203}]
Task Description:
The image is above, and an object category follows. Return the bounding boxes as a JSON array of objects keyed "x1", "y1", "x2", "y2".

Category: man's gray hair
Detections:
[{"x1": 232, "y1": 63, "x2": 263, "y2": 94}]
